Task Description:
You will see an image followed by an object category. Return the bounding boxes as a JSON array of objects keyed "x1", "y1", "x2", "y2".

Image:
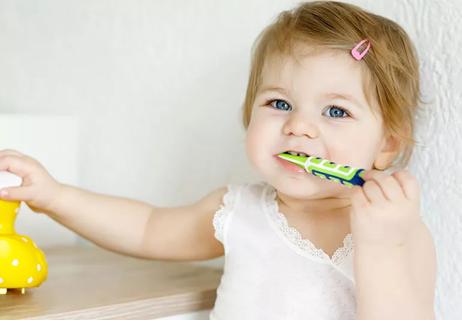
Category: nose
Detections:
[{"x1": 282, "y1": 112, "x2": 319, "y2": 138}]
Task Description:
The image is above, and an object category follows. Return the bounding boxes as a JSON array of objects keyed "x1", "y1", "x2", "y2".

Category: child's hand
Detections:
[
  {"x1": 0, "y1": 149, "x2": 63, "y2": 215},
  {"x1": 349, "y1": 169, "x2": 423, "y2": 249}
]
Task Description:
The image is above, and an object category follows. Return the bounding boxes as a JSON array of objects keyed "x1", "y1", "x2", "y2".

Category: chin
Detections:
[
  {"x1": 266, "y1": 174, "x2": 316, "y2": 196},
  {"x1": 274, "y1": 172, "x2": 352, "y2": 198}
]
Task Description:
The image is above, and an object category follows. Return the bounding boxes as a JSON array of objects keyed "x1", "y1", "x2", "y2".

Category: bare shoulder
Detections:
[
  {"x1": 182, "y1": 185, "x2": 230, "y2": 252},
  {"x1": 194, "y1": 185, "x2": 230, "y2": 232},
  {"x1": 194, "y1": 185, "x2": 229, "y2": 213},
  {"x1": 408, "y1": 222, "x2": 437, "y2": 310},
  {"x1": 141, "y1": 186, "x2": 229, "y2": 261}
]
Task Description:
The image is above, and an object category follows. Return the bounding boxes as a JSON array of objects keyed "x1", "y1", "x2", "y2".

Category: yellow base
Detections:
[
  {"x1": 1, "y1": 198, "x2": 48, "y2": 292},
  {"x1": 0, "y1": 288, "x2": 26, "y2": 295}
]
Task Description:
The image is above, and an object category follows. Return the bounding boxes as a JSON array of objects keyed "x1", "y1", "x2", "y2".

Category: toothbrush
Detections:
[{"x1": 277, "y1": 153, "x2": 366, "y2": 187}]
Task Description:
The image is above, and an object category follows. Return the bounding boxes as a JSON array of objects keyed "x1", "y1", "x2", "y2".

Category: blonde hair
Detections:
[{"x1": 241, "y1": 0, "x2": 427, "y2": 171}]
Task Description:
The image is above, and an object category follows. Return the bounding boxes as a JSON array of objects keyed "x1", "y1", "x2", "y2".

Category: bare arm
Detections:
[
  {"x1": 0, "y1": 150, "x2": 226, "y2": 260},
  {"x1": 44, "y1": 183, "x2": 154, "y2": 258},
  {"x1": 45, "y1": 183, "x2": 226, "y2": 261},
  {"x1": 354, "y1": 223, "x2": 437, "y2": 320}
]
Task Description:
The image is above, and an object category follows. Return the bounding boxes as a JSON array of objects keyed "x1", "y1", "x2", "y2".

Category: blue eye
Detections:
[
  {"x1": 326, "y1": 105, "x2": 350, "y2": 118},
  {"x1": 266, "y1": 99, "x2": 351, "y2": 118},
  {"x1": 269, "y1": 99, "x2": 291, "y2": 111}
]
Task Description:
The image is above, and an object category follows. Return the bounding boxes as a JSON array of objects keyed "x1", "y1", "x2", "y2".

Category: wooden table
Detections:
[{"x1": 0, "y1": 245, "x2": 223, "y2": 319}]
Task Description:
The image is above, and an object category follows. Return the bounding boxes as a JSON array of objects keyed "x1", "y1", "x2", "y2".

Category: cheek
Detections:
[
  {"x1": 245, "y1": 117, "x2": 273, "y2": 168},
  {"x1": 328, "y1": 135, "x2": 377, "y2": 169},
  {"x1": 245, "y1": 123, "x2": 262, "y2": 162}
]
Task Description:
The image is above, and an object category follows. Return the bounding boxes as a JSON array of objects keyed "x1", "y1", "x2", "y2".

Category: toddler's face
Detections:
[{"x1": 245, "y1": 45, "x2": 387, "y2": 209}]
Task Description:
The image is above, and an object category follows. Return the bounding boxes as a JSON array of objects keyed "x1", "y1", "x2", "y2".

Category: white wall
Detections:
[{"x1": 0, "y1": 1, "x2": 460, "y2": 319}]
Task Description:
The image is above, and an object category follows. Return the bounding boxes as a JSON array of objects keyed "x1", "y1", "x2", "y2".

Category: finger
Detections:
[
  {"x1": 362, "y1": 179, "x2": 386, "y2": 204},
  {"x1": 363, "y1": 170, "x2": 404, "y2": 201},
  {"x1": 350, "y1": 185, "x2": 369, "y2": 209},
  {"x1": 391, "y1": 170, "x2": 420, "y2": 201},
  {"x1": 0, "y1": 155, "x2": 30, "y2": 179},
  {"x1": 0, "y1": 186, "x2": 34, "y2": 202},
  {"x1": 0, "y1": 149, "x2": 25, "y2": 158}
]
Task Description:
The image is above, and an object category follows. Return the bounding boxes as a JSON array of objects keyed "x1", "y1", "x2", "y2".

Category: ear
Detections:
[{"x1": 373, "y1": 133, "x2": 401, "y2": 170}]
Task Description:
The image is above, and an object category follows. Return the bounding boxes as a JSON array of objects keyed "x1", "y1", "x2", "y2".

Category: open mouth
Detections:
[
  {"x1": 281, "y1": 151, "x2": 310, "y2": 157},
  {"x1": 275, "y1": 152, "x2": 307, "y2": 173}
]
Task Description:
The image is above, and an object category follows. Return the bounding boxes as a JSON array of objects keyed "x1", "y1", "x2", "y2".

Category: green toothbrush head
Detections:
[{"x1": 277, "y1": 152, "x2": 366, "y2": 187}]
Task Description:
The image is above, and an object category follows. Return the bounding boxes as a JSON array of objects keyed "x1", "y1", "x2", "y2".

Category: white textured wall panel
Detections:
[{"x1": 355, "y1": 1, "x2": 462, "y2": 319}]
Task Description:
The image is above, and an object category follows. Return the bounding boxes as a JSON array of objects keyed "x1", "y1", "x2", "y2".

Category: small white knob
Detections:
[{"x1": 0, "y1": 171, "x2": 22, "y2": 189}]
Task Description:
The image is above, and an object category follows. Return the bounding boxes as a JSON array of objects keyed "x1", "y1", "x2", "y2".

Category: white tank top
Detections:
[{"x1": 210, "y1": 181, "x2": 356, "y2": 320}]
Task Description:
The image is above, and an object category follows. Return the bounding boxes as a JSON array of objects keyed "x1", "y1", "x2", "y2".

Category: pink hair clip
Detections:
[{"x1": 351, "y1": 39, "x2": 371, "y2": 60}]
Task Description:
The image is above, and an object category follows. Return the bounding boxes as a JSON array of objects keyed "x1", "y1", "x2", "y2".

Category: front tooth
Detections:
[{"x1": 288, "y1": 151, "x2": 298, "y2": 156}]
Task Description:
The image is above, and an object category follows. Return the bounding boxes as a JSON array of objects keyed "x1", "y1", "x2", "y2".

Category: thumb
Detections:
[{"x1": 0, "y1": 186, "x2": 34, "y2": 202}]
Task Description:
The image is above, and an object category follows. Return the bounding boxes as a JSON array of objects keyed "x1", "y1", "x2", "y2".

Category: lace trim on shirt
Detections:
[
  {"x1": 264, "y1": 183, "x2": 353, "y2": 265},
  {"x1": 212, "y1": 184, "x2": 238, "y2": 244}
]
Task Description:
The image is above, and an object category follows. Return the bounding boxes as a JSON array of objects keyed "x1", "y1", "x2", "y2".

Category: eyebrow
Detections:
[{"x1": 257, "y1": 86, "x2": 365, "y2": 109}]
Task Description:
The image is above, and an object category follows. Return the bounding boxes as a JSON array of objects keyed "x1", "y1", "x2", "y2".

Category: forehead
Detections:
[{"x1": 259, "y1": 44, "x2": 375, "y2": 108}]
